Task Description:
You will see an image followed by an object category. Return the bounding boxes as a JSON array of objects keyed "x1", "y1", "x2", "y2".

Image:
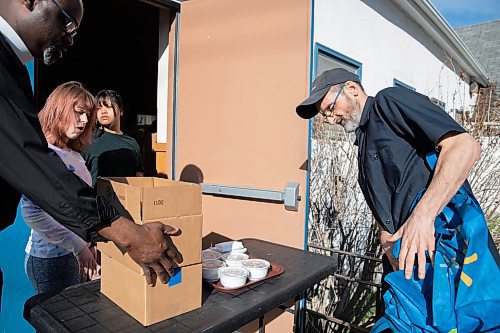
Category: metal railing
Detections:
[{"x1": 306, "y1": 243, "x2": 384, "y2": 332}]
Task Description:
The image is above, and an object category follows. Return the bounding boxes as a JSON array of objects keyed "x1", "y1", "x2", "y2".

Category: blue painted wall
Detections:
[
  {"x1": 0, "y1": 60, "x2": 36, "y2": 332},
  {"x1": 0, "y1": 205, "x2": 35, "y2": 333}
]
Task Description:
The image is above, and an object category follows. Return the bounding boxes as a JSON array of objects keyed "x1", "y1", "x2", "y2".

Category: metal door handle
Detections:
[{"x1": 202, "y1": 182, "x2": 301, "y2": 211}]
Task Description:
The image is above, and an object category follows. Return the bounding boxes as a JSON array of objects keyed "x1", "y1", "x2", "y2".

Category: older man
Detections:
[
  {"x1": 298, "y1": 68, "x2": 480, "y2": 278},
  {"x1": 0, "y1": 0, "x2": 182, "y2": 307},
  {"x1": 296, "y1": 68, "x2": 500, "y2": 331}
]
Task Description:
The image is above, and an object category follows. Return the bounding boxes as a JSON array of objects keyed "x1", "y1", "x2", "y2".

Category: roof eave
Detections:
[{"x1": 393, "y1": 0, "x2": 489, "y2": 87}]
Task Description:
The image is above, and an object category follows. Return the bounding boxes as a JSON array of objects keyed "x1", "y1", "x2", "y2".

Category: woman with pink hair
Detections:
[{"x1": 22, "y1": 81, "x2": 98, "y2": 293}]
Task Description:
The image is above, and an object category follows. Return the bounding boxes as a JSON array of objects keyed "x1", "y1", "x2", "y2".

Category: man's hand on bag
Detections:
[
  {"x1": 380, "y1": 229, "x2": 398, "y2": 271},
  {"x1": 98, "y1": 217, "x2": 183, "y2": 287},
  {"x1": 388, "y1": 212, "x2": 435, "y2": 280}
]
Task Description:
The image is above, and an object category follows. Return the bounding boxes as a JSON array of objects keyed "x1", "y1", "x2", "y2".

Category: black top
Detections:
[
  {"x1": 82, "y1": 130, "x2": 144, "y2": 187},
  {"x1": 24, "y1": 238, "x2": 337, "y2": 333},
  {"x1": 355, "y1": 87, "x2": 466, "y2": 233},
  {"x1": 0, "y1": 33, "x2": 118, "y2": 242}
]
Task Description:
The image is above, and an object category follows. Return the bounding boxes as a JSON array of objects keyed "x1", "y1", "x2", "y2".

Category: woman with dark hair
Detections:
[
  {"x1": 82, "y1": 90, "x2": 144, "y2": 187},
  {"x1": 22, "y1": 82, "x2": 98, "y2": 294}
]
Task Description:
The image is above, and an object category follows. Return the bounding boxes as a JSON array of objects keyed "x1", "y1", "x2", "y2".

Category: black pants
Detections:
[
  {"x1": 381, "y1": 254, "x2": 393, "y2": 295},
  {"x1": 375, "y1": 254, "x2": 394, "y2": 319},
  {"x1": 373, "y1": 254, "x2": 394, "y2": 332}
]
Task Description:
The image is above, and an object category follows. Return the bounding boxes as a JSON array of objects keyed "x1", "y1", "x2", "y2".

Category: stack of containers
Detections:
[{"x1": 96, "y1": 177, "x2": 203, "y2": 326}]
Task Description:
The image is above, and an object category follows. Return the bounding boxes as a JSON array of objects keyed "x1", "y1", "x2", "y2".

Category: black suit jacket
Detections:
[{"x1": 0, "y1": 32, "x2": 115, "y2": 242}]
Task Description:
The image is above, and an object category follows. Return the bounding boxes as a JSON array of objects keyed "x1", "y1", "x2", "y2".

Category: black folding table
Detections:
[{"x1": 24, "y1": 238, "x2": 337, "y2": 333}]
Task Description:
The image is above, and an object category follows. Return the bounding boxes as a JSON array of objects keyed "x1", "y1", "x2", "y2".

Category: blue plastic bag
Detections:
[{"x1": 372, "y1": 153, "x2": 500, "y2": 333}]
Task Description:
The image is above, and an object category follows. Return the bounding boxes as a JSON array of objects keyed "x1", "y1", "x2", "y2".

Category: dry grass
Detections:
[
  {"x1": 463, "y1": 85, "x2": 500, "y2": 245},
  {"x1": 306, "y1": 122, "x2": 382, "y2": 332}
]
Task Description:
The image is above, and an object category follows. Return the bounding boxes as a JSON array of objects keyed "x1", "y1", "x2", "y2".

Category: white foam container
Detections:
[
  {"x1": 222, "y1": 253, "x2": 249, "y2": 267},
  {"x1": 202, "y1": 259, "x2": 225, "y2": 282},
  {"x1": 241, "y1": 259, "x2": 270, "y2": 281},
  {"x1": 218, "y1": 266, "x2": 249, "y2": 289}
]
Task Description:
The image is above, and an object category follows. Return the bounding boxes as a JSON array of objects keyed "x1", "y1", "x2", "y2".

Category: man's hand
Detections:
[
  {"x1": 388, "y1": 212, "x2": 435, "y2": 280},
  {"x1": 96, "y1": 217, "x2": 183, "y2": 286},
  {"x1": 127, "y1": 222, "x2": 183, "y2": 286},
  {"x1": 380, "y1": 229, "x2": 398, "y2": 271},
  {"x1": 386, "y1": 133, "x2": 480, "y2": 280}
]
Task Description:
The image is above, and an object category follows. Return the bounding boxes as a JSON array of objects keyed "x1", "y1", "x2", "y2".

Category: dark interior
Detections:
[{"x1": 35, "y1": 0, "x2": 160, "y2": 175}]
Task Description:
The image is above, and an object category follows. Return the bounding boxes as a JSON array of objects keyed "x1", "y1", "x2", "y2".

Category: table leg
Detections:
[
  {"x1": 293, "y1": 295, "x2": 301, "y2": 333},
  {"x1": 300, "y1": 290, "x2": 306, "y2": 333},
  {"x1": 259, "y1": 315, "x2": 265, "y2": 333},
  {"x1": 293, "y1": 291, "x2": 307, "y2": 333}
]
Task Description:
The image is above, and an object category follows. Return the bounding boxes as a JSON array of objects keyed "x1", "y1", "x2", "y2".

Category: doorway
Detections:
[{"x1": 36, "y1": 0, "x2": 162, "y2": 176}]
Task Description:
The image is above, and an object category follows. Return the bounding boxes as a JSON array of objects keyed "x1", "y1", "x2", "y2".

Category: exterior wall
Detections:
[
  {"x1": 314, "y1": 0, "x2": 475, "y2": 113},
  {"x1": 176, "y1": 1, "x2": 311, "y2": 330},
  {"x1": 177, "y1": 0, "x2": 311, "y2": 249}
]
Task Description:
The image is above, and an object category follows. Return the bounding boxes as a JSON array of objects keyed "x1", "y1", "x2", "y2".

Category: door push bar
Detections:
[{"x1": 201, "y1": 182, "x2": 301, "y2": 211}]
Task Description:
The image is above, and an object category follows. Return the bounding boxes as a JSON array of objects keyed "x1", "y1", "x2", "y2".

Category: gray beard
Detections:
[
  {"x1": 343, "y1": 98, "x2": 361, "y2": 133},
  {"x1": 343, "y1": 114, "x2": 361, "y2": 133},
  {"x1": 43, "y1": 46, "x2": 60, "y2": 65}
]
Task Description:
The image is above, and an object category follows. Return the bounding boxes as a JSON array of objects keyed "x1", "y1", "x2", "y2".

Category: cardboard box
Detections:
[
  {"x1": 98, "y1": 215, "x2": 202, "y2": 272},
  {"x1": 97, "y1": 177, "x2": 202, "y2": 222},
  {"x1": 97, "y1": 177, "x2": 203, "y2": 325},
  {"x1": 101, "y1": 253, "x2": 202, "y2": 326},
  {"x1": 97, "y1": 177, "x2": 203, "y2": 270}
]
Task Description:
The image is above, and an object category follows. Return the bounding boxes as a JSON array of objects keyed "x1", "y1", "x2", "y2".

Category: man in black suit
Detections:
[{"x1": 0, "y1": 0, "x2": 183, "y2": 307}]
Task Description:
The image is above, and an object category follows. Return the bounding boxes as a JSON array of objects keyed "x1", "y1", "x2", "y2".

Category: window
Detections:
[
  {"x1": 314, "y1": 44, "x2": 362, "y2": 80},
  {"x1": 393, "y1": 79, "x2": 415, "y2": 91}
]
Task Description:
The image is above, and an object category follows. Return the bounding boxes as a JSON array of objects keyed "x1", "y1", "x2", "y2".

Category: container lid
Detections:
[
  {"x1": 218, "y1": 266, "x2": 248, "y2": 278},
  {"x1": 242, "y1": 259, "x2": 270, "y2": 269},
  {"x1": 215, "y1": 241, "x2": 244, "y2": 252},
  {"x1": 209, "y1": 246, "x2": 223, "y2": 253},
  {"x1": 202, "y1": 259, "x2": 225, "y2": 269},
  {"x1": 222, "y1": 253, "x2": 249, "y2": 261},
  {"x1": 202, "y1": 249, "x2": 222, "y2": 260}
]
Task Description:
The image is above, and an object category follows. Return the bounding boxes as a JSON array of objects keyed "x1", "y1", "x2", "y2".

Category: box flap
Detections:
[
  {"x1": 97, "y1": 178, "x2": 142, "y2": 221},
  {"x1": 98, "y1": 177, "x2": 202, "y2": 221},
  {"x1": 141, "y1": 184, "x2": 202, "y2": 220},
  {"x1": 113, "y1": 177, "x2": 155, "y2": 187}
]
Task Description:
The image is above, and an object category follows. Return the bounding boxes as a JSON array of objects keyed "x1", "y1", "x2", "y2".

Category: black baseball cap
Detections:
[{"x1": 296, "y1": 68, "x2": 360, "y2": 119}]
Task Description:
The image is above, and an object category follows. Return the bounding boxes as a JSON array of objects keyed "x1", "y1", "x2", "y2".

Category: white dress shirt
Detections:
[{"x1": 0, "y1": 15, "x2": 33, "y2": 64}]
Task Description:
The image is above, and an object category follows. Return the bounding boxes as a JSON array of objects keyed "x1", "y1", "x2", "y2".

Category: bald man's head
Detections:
[{"x1": 1, "y1": 0, "x2": 84, "y2": 64}]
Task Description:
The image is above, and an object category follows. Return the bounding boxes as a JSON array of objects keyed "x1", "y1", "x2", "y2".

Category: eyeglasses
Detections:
[
  {"x1": 319, "y1": 83, "x2": 346, "y2": 118},
  {"x1": 50, "y1": 0, "x2": 78, "y2": 38}
]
